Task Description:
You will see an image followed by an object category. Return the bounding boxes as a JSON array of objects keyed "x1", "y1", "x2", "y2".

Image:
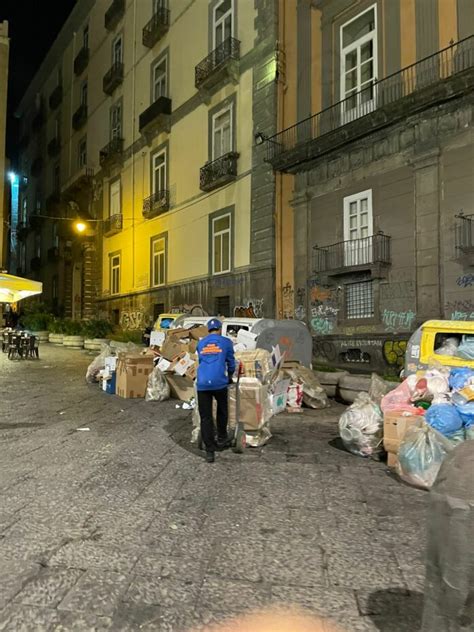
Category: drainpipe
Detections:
[{"x1": 131, "y1": 0, "x2": 137, "y2": 290}]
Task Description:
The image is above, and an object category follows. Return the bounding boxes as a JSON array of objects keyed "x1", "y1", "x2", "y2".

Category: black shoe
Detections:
[
  {"x1": 205, "y1": 451, "x2": 215, "y2": 463},
  {"x1": 216, "y1": 434, "x2": 231, "y2": 451}
]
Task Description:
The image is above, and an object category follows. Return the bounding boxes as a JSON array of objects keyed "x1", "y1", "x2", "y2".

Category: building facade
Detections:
[
  {"x1": 16, "y1": 0, "x2": 278, "y2": 326},
  {"x1": 0, "y1": 21, "x2": 9, "y2": 271},
  {"x1": 267, "y1": 0, "x2": 474, "y2": 373}
]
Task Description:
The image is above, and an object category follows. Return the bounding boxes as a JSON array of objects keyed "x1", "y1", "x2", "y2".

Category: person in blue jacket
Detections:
[{"x1": 196, "y1": 318, "x2": 236, "y2": 463}]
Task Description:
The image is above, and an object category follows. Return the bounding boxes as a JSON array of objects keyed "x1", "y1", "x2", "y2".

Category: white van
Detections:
[{"x1": 170, "y1": 315, "x2": 261, "y2": 340}]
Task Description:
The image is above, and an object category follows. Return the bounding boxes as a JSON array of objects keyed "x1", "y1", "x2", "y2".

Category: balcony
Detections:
[
  {"x1": 46, "y1": 192, "x2": 61, "y2": 215},
  {"x1": 266, "y1": 35, "x2": 474, "y2": 173},
  {"x1": 49, "y1": 85, "x2": 63, "y2": 110},
  {"x1": 30, "y1": 257, "x2": 41, "y2": 272},
  {"x1": 72, "y1": 104, "x2": 88, "y2": 131},
  {"x1": 455, "y1": 213, "x2": 474, "y2": 265},
  {"x1": 195, "y1": 37, "x2": 240, "y2": 92},
  {"x1": 104, "y1": 0, "x2": 125, "y2": 31},
  {"x1": 104, "y1": 213, "x2": 123, "y2": 237},
  {"x1": 142, "y1": 190, "x2": 170, "y2": 219},
  {"x1": 62, "y1": 166, "x2": 94, "y2": 197},
  {"x1": 313, "y1": 234, "x2": 391, "y2": 276},
  {"x1": 139, "y1": 96, "x2": 172, "y2": 137},
  {"x1": 74, "y1": 46, "x2": 89, "y2": 75},
  {"x1": 32, "y1": 107, "x2": 45, "y2": 133},
  {"x1": 199, "y1": 152, "x2": 239, "y2": 192},
  {"x1": 31, "y1": 157, "x2": 43, "y2": 177},
  {"x1": 17, "y1": 222, "x2": 30, "y2": 241},
  {"x1": 47, "y1": 136, "x2": 61, "y2": 158},
  {"x1": 103, "y1": 61, "x2": 124, "y2": 95},
  {"x1": 48, "y1": 247, "x2": 60, "y2": 263},
  {"x1": 99, "y1": 138, "x2": 123, "y2": 170},
  {"x1": 142, "y1": 7, "x2": 170, "y2": 48}
]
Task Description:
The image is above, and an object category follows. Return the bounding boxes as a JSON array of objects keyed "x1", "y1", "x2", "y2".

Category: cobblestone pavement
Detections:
[{"x1": 0, "y1": 346, "x2": 427, "y2": 631}]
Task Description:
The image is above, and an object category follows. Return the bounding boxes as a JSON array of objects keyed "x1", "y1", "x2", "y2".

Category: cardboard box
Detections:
[
  {"x1": 188, "y1": 339, "x2": 198, "y2": 354},
  {"x1": 166, "y1": 374, "x2": 195, "y2": 401},
  {"x1": 236, "y1": 349, "x2": 274, "y2": 383},
  {"x1": 150, "y1": 330, "x2": 165, "y2": 347},
  {"x1": 383, "y1": 412, "x2": 419, "y2": 456},
  {"x1": 387, "y1": 452, "x2": 399, "y2": 469},
  {"x1": 229, "y1": 378, "x2": 271, "y2": 431},
  {"x1": 189, "y1": 326, "x2": 208, "y2": 341},
  {"x1": 270, "y1": 378, "x2": 291, "y2": 415},
  {"x1": 116, "y1": 353, "x2": 154, "y2": 399},
  {"x1": 157, "y1": 357, "x2": 171, "y2": 373},
  {"x1": 104, "y1": 356, "x2": 117, "y2": 371},
  {"x1": 167, "y1": 328, "x2": 192, "y2": 340},
  {"x1": 160, "y1": 337, "x2": 184, "y2": 361},
  {"x1": 174, "y1": 353, "x2": 195, "y2": 377}
]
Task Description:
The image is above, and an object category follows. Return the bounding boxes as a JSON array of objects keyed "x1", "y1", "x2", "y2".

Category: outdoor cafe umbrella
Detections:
[{"x1": 0, "y1": 273, "x2": 43, "y2": 304}]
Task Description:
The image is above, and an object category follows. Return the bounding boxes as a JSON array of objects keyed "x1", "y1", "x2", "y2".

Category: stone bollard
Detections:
[{"x1": 422, "y1": 441, "x2": 474, "y2": 631}]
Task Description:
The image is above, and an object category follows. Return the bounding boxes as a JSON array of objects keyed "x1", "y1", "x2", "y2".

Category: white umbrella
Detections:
[{"x1": 0, "y1": 273, "x2": 43, "y2": 303}]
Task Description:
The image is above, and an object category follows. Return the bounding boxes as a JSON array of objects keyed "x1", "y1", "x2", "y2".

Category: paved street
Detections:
[{"x1": 0, "y1": 346, "x2": 427, "y2": 631}]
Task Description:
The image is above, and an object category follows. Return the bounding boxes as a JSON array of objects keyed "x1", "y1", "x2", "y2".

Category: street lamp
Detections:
[{"x1": 74, "y1": 220, "x2": 87, "y2": 234}]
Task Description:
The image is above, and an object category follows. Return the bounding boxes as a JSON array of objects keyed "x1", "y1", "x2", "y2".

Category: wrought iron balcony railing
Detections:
[
  {"x1": 74, "y1": 46, "x2": 89, "y2": 75},
  {"x1": 105, "y1": 0, "x2": 125, "y2": 31},
  {"x1": 47, "y1": 137, "x2": 61, "y2": 158},
  {"x1": 455, "y1": 213, "x2": 474, "y2": 254},
  {"x1": 104, "y1": 213, "x2": 123, "y2": 237},
  {"x1": 99, "y1": 137, "x2": 124, "y2": 169},
  {"x1": 142, "y1": 7, "x2": 170, "y2": 48},
  {"x1": 313, "y1": 234, "x2": 391, "y2": 274},
  {"x1": 195, "y1": 37, "x2": 240, "y2": 90},
  {"x1": 139, "y1": 96, "x2": 172, "y2": 134},
  {"x1": 72, "y1": 104, "x2": 88, "y2": 131},
  {"x1": 143, "y1": 190, "x2": 170, "y2": 219},
  {"x1": 49, "y1": 85, "x2": 63, "y2": 110},
  {"x1": 31, "y1": 157, "x2": 43, "y2": 177},
  {"x1": 200, "y1": 152, "x2": 239, "y2": 192},
  {"x1": 266, "y1": 35, "x2": 474, "y2": 171},
  {"x1": 103, "y1": 61, "x2": 124, "y2": 95}
]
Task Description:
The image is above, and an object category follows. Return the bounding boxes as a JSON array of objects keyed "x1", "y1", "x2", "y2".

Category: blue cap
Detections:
[{"x1": 207, "y1": 318, "x2": 222, "y2": 331}]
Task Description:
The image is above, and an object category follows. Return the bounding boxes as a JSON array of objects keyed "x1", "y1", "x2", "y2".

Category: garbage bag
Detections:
[
  {"x1": 448, "y1": 367, "x2": 474, "y2": 391},
  {"x1": 338, "y1": 393, "x2": 383, "y2": 458},
  {"x1": 381, "y1": 380, "x2": 424, "y2": 415},
  {"x1": 457, "y1": 335, "x2": 474, "y2": 360},
  {"x1": 425, "y1": 403, "x2": 463, "y2": 437},
  {"x1": 145, "y1": 366, "x2": 170, "y2": 402},
  {"x1": 85, "y1": 344, "x2": 113, "y2": 383},
  {"x1": 453, "y1": 400, "x2": 474, "y2": 428},
  {"x1": 398, "y1": 420, "x2": 453, "y2": 489},
  {"x1": 368, "y1": 373, "x2": 393, "y2": 405},
  {"x1": 287, "y1": 383, "x2": 303, "y2": 408},
  {"x1": 434, "y1": 336, "x2": 460, "y2": 356},
  {"x1": 284, "y1": 366, "x2": 329, "y2": 409}
]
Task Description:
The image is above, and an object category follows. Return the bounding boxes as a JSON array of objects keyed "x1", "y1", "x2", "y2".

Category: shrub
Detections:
[
  {"x1": 108, "y1": 329, "x2": 143, "y2": 345},
  {"x1": 48, "y1": 318, "x2": 67, "y2": 334},
  {"x1": 62, "y1": 319, "x2": 84, "y2": 336},
  {"x1": 23, "y1": 312, "x2": 52, "y2": 331},
  {"x1": 82, "y1": 319, "x2": 113, "y2": 340}
]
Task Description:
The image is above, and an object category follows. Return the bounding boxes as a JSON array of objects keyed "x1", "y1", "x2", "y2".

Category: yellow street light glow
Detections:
[{"x1": 75, "y1": 221, "x2": 87, "y2": 234}]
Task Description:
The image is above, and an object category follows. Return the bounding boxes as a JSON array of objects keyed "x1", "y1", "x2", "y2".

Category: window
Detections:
[
  {"x1": 52, "y1": 275, "x2": 59, "y2": 303},
  {"x1": 345, "y1": 281, "x2": 374, "y2": 319},
  {"x1": 78, "y1": 137, "x2": 87, "y2": 168},
  {"x1": 152, "y1": 149, "x2": 167, "y2": 194},
  {"x1": 215, "y1": 295, "x2": 230, "y2": 317},
  {"x1": 35, "y1": 194, "x2": 41, "y2": 215},
  {"x1": 213, "y1": 0, "x2": 233, "y2": 48},
  {"x1": 83, "y1": 24, "x2": 89, "y2": 49},
  {"x1": 21, "y1": 198, "x2": 27, "y2": 223},
  {"x1": 109, "y1": 180, "x2": 121, "y2": 218},
  {"x1": 110, "y1": 102, "x2": 122, "y2": 139},
  {"x1": 52, "y1": 222, "x2": 59, "y2": 249},
  {"x1": 110, "y1": 254, "x2": 121, "y2": 295},
  {"x1": 343, "y1": 189, "x2": 373, "y2": 265},
  {"x1": 35, "y1": 233, "x2": 41, "y2": 259},
  {"x1": 54, "y1": 117, "x2": 60, "y2": 139},
  {"x1": 81, "y1": 80, "x2": 88, "y2": 106},
  {"x1": 151, "y1": 236, "x2": 166, "y2": 287},
  {"x1": 340, "y1": 5, "x2": 377, "y2": 120},
  {"x1": 113, "y1": 35, "x2": 123, "y2": 65},
  {"x1": 212, "y1": 213, "x2": 231, "y2": 275},
  {"x1": 53, "y1": 164, "x2": 60, "y2": 194},
  {"x1": 152, "y1": 56, "x2": 167, "y2": 101},
  {"x1": 153, "y1": 0, "x2": 167, "y2": 14},
  {"x1": 212, "y1": 106, "x2": 232, "y2": 160}
]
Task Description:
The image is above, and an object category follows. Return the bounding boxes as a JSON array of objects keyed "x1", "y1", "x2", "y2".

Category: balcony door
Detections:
[
  {"x1": 113, "y1": 35, "x2": 123, "y2": 65},
  {"x1": 110, "y1": 102, "x2": 122, "y2": 140},
  {"x1": 340, "y1": 5, "x2": 377, "y2": 123},
  {"x1": 152, "y1": 149, "x2": 167, "y2": 197},
  {"x1": 212, "y1": 106, "x2": 232, "y2": 160},
  {"x1": 343, "y1": 190, "x2": 373, "y2": 266},
  {"x1": 213, "y1": 0, "x2": 233, "y2": 50}
]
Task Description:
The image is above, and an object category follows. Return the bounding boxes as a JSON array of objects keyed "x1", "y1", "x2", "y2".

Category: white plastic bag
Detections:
[
  {"x1": 398, "y1": 419, "x2": 453, "y2": 490},
  {"x1": 338, "y1": 393, "x2": 383, "y2": 458},
  {"x1": 285, "y1": 366, "x2": 329, "y2": 409},
  {"x1": 145, "y1": 366, "x2": 170, "y2": 402},
  {"x1": 85, "y1": 344, "x2": 113, "y2": 383}
]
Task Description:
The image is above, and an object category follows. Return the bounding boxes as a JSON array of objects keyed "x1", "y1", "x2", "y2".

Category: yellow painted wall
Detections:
[
  {"x1": 400, "y1": 0, "x2": 416, "y2": 68},
  {"x1": 438, "y1": 0, "x2": 458, "y2": 48},
  {"x1": 0, "y1": 21, "x2": 9, "y2": 269}
]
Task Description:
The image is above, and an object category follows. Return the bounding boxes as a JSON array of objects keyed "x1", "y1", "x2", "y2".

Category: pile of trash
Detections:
[{"x1": 339, "y1": 366, "x2": 474, "y2": 489}]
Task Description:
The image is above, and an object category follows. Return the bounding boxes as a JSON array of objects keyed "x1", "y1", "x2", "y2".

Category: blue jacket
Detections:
[{"x1": 196, "y1": 333, "x2": 236, "y2": 391}]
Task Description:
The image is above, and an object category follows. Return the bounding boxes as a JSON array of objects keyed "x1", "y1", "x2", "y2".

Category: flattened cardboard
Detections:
[
  {"x1": 160, "y1": 337, "x2": 184, "y2": 361},
  {"x1": 116, "y1": 354, "x2": 154, "y2": 399},
  {"x1": 189, "y1": 326, "x2": 208, "y2": 341},
  {"x1": 166, "y1": 374, "x2": 195, "y2": 401},
  {"x1": 383, "y1": 412, "x2": 419, "y2": 455}
]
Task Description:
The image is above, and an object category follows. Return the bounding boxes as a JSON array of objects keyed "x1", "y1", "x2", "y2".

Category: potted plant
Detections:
[
  {"x1": 62, "y1": 319, "x2": 85, "y2": 349},
  {"x1": 82, "y1": 319, "x2": 113, "y2": 351},
  {"x1": 23, "y1": 311, "x2": 52, "y2": 343},
  {"x1": 48, "y1": 318, "x2": 67, "y2": 345}
]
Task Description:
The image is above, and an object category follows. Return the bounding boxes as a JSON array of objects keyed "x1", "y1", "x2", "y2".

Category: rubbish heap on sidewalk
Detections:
[
  {"x1": 85, "y1": 324, "x2": 330, "y2": 449},
  {"x1": 338, "y1": 367, "x2": 474, "y2": 489}
]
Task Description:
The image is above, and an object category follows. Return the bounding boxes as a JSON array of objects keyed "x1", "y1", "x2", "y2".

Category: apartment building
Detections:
[
  {"x1": 15, "y1": 0, "x2": 278, "y2": 325},
  {"x1": 0, "y1": 21, "x2": 9, "y2": 271},
  {"x1": 266, "y1": 0, "x2": 474, "y2": 373}
]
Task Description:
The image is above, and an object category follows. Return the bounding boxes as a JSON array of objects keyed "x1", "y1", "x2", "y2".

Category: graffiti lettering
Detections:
[
  {"x1": 313, "y1": 339, "x2": 337, "y2": 361},
  {"x1": 382, "y1": 309, "x2": 416, "y2": 332},
  {"x1": 311, "y1": 305, "x2": 339, "y2": 318},
  {"x1": 383, "y1": 340, "x2": 408, "y2": 368},
  {"x1": 281, "y1": 282, "x2": 294, "y2": 319},
  {"x1": 120, "y1": 311, "x2": 146, "y2": 330},
  {"x1": 310, "y1": 286, "x2": 334, "y2": 302},
  {"x1": 311, "y1": 317, "x2": 334, "y2": 335},
  {"x1": 445, "y1": 299, "x2": 474, "y2": 321},
  {"x1": 234, "y1": 299, "x2": 264, "y2": 319},
  {"x1": 340, "y1": 339, "x2": 383, "y2": 348},
  {"x1": 170, "y1": 304, "x2": 208, "y2": 316},
  {"x1": 457, "y1": 273, "x2": 474, "y2": 288}
]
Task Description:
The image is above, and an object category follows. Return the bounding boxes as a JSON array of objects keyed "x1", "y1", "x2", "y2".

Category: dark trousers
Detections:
[{"x1": 197, "y1": 388, "x2": 228, "y2": 452}]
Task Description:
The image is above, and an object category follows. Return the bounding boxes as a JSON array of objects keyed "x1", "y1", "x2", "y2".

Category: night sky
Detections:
[{"x1": 2, "y1": 0, "x2": 77, "y2": 165}]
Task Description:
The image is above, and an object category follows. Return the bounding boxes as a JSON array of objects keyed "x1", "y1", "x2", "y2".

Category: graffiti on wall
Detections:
[
  {"x1": 295, "y1": 287, "x2": 306, "y2": 320},
  {"x1": 445, "y1": 300, "x2": 474, "y2": 321},
  {"x1": 120, "y1": 310, "x2": 146, "y2": 330},
  {"x1": 281, "y1": 282, "x2": 294, "y2": 319},
  {"x1": 170, "y1": 304, "x2": 208, "y2": 316},
  {"x1": 313, "y1": 339, "x2": 337, "y2": 361},
  {"x1": 234, "y1": 299, "x2": 264, "y2": 319},
  {"x1": 456, "y1": 273, "x2": 474, "y2": 288},
  {"x1": 383, "y1": 340, "x2": 408, "y2": 368},
  {"x1": 382, "y1": 309, "x2": 416, "y2": 332},
  {"x1": 307, "y1": 280, "x2": 339, "y2": 335},
  {"x1": 380, "y1": 280, "x2": 415, "y2": 300}
]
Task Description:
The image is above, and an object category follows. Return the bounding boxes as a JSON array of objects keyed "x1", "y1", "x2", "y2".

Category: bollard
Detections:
[{"x1": 422, "y1": 441, "x2": 474, "y2": 631}]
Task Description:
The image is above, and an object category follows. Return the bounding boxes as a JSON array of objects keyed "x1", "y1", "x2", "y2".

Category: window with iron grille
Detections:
[
  {"x1": 215, "y1": 295, "x2": 230, "y2": 317},
  {"x1": 345, "y1": 281, "x2": 374, "y2": 319}
]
